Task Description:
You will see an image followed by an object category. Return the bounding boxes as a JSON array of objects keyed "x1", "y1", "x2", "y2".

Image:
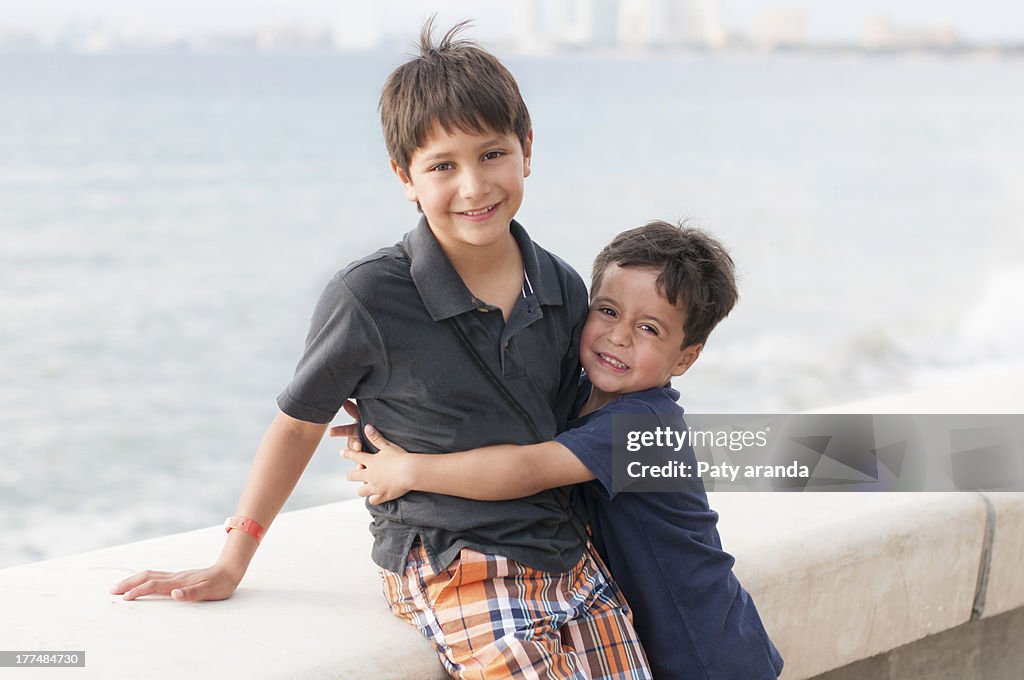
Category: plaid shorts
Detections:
[{"x1": 381, "y1": 541, "x2": 652, "y2": 680}]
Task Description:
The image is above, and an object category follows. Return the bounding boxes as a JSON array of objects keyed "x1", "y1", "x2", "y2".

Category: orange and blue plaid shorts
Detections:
[{"x1": 381, "y1": 540, "x2": 652, "y2": 679}]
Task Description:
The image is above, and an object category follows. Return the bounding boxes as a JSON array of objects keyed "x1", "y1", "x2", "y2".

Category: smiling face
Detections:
[
  {"x1": 391, "y1": 123, "x2": 532, "y2": 256},
  {"x1": 581, "y1": 264, "x2": 702, "y2": 410}
]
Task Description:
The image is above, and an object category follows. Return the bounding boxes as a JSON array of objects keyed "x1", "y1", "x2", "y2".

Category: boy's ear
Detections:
[
  {"x1": 390, "y1": 158, "x2": 418, "y2": 203},
  {"x1": 672, "y1": 343, "x2": 703, "y2": 377},
  {"x1": 522, "y1": 128, "x2": 534, "y2": 179}
]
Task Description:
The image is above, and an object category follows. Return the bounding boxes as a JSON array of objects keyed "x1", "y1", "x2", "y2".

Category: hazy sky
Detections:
[{"x1": 5, "y1": 0, "x2": 1023, "y2": 42}]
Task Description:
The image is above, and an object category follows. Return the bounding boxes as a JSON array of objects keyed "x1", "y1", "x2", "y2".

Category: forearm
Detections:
[
  {"x1": 217, "y1": 411, "x2": 327, "y2": 575},
  {"x1": 408, "y1": 441, "x2": 591, "y2": 501}
]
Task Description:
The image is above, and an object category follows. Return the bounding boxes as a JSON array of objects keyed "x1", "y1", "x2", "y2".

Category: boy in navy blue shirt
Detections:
[{"x1": 344, "y1": 221, "x2": 784, "y2": 679}]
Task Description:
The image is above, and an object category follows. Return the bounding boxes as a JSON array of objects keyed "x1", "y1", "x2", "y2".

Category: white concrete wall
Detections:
[{"x1": 2, "y1": 492, "x2": 1021, "y2": 679}]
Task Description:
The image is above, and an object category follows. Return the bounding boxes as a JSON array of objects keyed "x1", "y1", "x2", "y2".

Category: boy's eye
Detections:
[
  {"x1": 639, "y1": 323, "x2": 659, "y2": 336},
  {"x1": 431, "y1": 162, "x2": 453, "y2": 172},
  {"x1": 482, "y1": 150, "x2": 504, "y2": 161},
  {"x1": 597, "y1": 306, "x2": 617, "y2": 318}
]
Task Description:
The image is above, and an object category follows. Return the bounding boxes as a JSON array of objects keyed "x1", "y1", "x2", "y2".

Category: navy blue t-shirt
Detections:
[{"x1": 555, "y1": 376, "x2": 783, "y2": 680}]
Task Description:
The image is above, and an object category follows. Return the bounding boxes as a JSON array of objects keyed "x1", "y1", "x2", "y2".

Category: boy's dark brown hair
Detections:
[
  {"x1": 379, "y1": 18, "x2": 532, "y2": 174},
  {"x1": 591, "y1": 220, "x2": 739, "y2": 348}
]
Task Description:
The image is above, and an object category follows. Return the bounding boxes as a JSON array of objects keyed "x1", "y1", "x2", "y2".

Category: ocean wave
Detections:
[{"x1": 953, "y1": 266, "x2": 1024, "y2": 362}]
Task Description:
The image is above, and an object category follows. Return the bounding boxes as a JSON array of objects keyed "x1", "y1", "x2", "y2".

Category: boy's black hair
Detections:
[
  {"x1": 379, "y1": 17, "x2": 532, "y2": 173},
  {"x1": 591, "y1": 220, "x2": 738, "y2": 348}
]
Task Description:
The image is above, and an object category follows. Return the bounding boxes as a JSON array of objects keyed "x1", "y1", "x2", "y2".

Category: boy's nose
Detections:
[
  {"x1": 607, "y1": 324, "x2": 630, "y2": 347},
  {"x1": 459, "y1": 168, "x2": 490, "y2": 199}
]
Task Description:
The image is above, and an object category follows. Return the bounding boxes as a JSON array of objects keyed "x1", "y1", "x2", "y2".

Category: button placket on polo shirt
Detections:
[{"x1": 499, "y1": 293, "x2": 544, "y2": 376}]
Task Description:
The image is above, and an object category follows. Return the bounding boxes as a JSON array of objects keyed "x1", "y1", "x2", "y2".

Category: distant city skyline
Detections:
[{"x1": 4, "y1": 0, "x2": 1023, "y2": 44}]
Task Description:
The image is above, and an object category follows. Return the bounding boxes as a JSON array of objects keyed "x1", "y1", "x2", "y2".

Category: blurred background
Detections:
[{"x1": 2, "y1": 0, "x2": 1022, "y2": 568}]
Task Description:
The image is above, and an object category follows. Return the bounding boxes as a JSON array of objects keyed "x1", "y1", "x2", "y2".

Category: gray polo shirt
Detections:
[{"x1": 278, "y1": 217, "x2": 589, "y2": 573}]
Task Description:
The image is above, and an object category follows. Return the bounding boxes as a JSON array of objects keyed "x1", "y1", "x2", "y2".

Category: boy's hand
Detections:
[
  {"x1": 344, "y1": 425, "x2": 415, "y2": 505},
  {"x1": 111, "y1": 563, "x2": 243, "y2": 602}
]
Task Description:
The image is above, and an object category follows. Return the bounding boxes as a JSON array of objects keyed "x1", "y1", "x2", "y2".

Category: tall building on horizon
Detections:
[
  {"x1": 514, "y1": 0, "x2": 725, "y2": 51},
  {"x1": 750, "y1": 7, "x2": 806, "y2": 49},
  {"x1": 514, "y1": 0, "x2": 619, "y2": 51},
  {"x1": 582, "y1": 0, "x2": 620, "y2": 47},
  {"x1": 513, "y1": 0, "x2": 543, "y2": 51},
  {"x1": 664, "y1": 0, "x2": 725, "y2": 48},
  {"x1": 618, "y1": 0, "x2": 654, "y2": 49}
]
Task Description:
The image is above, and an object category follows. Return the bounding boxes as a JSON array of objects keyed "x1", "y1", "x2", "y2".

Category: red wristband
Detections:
[{"x1": 224, "y1": 515, "x2": 266, "y2": 543}]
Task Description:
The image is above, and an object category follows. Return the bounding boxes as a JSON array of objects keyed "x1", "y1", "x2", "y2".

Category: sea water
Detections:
[{"x1": 2, "y1": 50, "x2": 1022, "y2": 567}]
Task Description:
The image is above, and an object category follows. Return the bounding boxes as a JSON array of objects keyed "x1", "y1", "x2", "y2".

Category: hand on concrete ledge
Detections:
[{"x1": 111, "y1": 563, "x2": 243, "y2": 602}]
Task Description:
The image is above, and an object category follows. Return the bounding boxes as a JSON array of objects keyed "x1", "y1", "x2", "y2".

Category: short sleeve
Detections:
[
  {"x1": 276, "y1": 274, "x2": 385, "y2": 423},
  {"x1": 556, "y1": 412, "x2": 614, "y2": 497},
  {"x1": 556, "y1": 399, "x2": 666, "y2": 500}
]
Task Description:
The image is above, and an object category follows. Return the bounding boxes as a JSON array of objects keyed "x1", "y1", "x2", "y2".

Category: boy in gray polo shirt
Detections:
[{"x1": 112, "y1": 20, "x2": 652, "y2": 679}]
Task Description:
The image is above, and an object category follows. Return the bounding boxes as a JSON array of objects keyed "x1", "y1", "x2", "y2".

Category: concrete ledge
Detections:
[
  {"x1": 714, "y1": 493, "x2": 988, "y2": 678},
  {"x1": 979, "y1": 492, "x2": 1024, "y2": 618},
  {"x1": 0, "y1": 502, "x2": 445, "y2": 680},
  {"x1": 2, "y1": 491, "x2": 1021, "y2": 679}
]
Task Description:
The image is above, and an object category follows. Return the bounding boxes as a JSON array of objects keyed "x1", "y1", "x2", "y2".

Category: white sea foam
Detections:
[{"x1": 954, "y1": 266, "x2": 1024, "y2": 361}]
